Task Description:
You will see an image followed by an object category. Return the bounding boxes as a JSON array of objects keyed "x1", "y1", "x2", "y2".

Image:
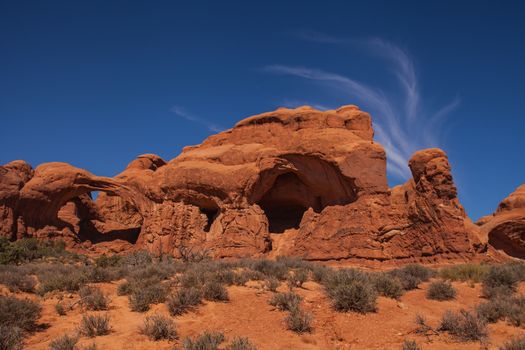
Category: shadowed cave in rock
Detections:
[{"x1": 488, "y1": 222, "x2": 525, "y2": 259}]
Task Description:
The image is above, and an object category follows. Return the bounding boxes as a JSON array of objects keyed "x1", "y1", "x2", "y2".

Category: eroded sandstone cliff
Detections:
[{"x1": 0, "y1": 105, "x2": 489, "y2": 261}]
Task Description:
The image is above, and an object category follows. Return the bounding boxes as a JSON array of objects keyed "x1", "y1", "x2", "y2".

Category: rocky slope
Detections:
[{"x1": 0, "y1": 105, "x2": 491, "y2": 261}]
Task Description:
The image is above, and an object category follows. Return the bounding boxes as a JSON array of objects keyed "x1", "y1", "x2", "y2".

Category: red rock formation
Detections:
[
  {"x1": 0, "y1": 105, "x2": 488, "y2": 261},
  {"x1": 478, "y1": 185, "x2": 525, "y2": 259}
]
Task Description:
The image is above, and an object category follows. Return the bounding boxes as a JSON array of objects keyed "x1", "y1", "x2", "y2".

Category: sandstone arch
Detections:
[{"x1": 487, "y1": 221, "x2": 525, "y2": 259}]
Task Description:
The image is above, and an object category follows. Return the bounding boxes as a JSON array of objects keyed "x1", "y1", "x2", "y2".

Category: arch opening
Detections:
[
  {"x1": 200, "y1": 207, "x2": 218, "y2": 232},
  {"x1": 488, "y1": 222, "x2": 525, "y2": 259}
]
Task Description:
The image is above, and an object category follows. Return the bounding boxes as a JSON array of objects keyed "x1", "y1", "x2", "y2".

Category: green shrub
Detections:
[
  {"x1": 248, "y1": 259, "x2": 288, "y2": 280},
  {"x1": 268, "y1": 292, "x2": 302, "y2": 311},
  {"x1": 182, "y1": 331, "x2": 225, "y2": 350},
  {"x1": 202, "y1": 281, "x2": 229, "y2": 302},
  {"x1": 0, "y1": 237, "x2": 71, "y2": 264},
  {"x1": 311, "y1": 264, "x2": 332, "y2": 283},
  {"x1": 285, "y1": 307, "x2": 312, "y2": 333},
  {"x1": 500, "y1": 336, "x2": 525, "y2": 350},
  {"x1": 439, "y1": 264, "x2": 489, "y2": 283},
  {"x1": 117, "y1": 281, "x2": 132, "y2": 296},
  {"x1": 94, "y1": 254, "x2": 122, "y2": 268},
  {"x1": 225, "y1": 337, "x2": 257, "y2": 350},
  {"x1": 140, "y1": 314, "x2": 177, "y2": 341},
  {"x1": 79, "y1": 286, "x2": 109, "y2": 311},
  {"x1": 438, "y1": 309, "x2": 487, "y2": 341},
  {"x1": 506, "y1": 296, "x2": 525, "y2": 327},
  {"x1": 78, "y1": 314, "x2": 111, "y2": 337},
  {"x1": 476, "y1": 296, "x2": 525, "y2": 327},
  {"x1": 324, "y1": 269, "x2": 377, "y2": 313},
  {"x1": 372, "y1": 273, "x2": 404, "y2": 299},
  {"x1": 0, "y1": 295, "x2": 41, "y2": 331},
  {"x1": 402, "y1": 339, "x2": 421, "y2": 350},
  {"x1": 482, "y1": 265, "x2": 519, "y2": 298},
  {"x1": 0, "y1": 270, "x2": 36, "y2": 292},
  {"x1": 426, "y1": 280, "x2": 456, "y2": 301},
  {"x1": 0, "y1": 324, "x2": 23, "y2": 350},
  {"x1": 49, "y1": 334, "x2": 79, "y2": 350},
  {"x1": 166, "y1": 287, "x2": 202, "y2": 316}
]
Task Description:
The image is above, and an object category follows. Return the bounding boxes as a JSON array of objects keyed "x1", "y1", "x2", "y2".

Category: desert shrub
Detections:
[
  {"x1": 426, "y1": 280, "x2": 456, "y2": 301},
  {"x1": 78, "y1": 314, "x2": 111, "y2": 337},
  {"x1": 286, "y1": 269, "x2": 309, "y2": 289},
  {"x1": 166, "y1": 287, "x2": 202, "y2": 316},
  {"x1": 500, "y1": 336, "x2": 525, "y2": 350},
  {"x1": 476, "y1": 296, "x2": 525, "y2": 327},
  {"x1": 49, "y1": 334, "x2": 79, "y2": 350},
  {"x1": 79, "y1": 286, "x2": 109, "y2": 311},
  {"x1": 311, "y1": 264, "x2": 332, "y2": 283},
  {"x1": 179, "y1": 267, "x2": 209, "y2": 289},
  {"x1": 504, "y1": 261, "x2": 525, "y2": 281},
  {"x1": 182, "y1": 331, "x2": 225, "y2": 350},
  {"x1": 232, "y1": 271, "x2": 250, "y2": 286},
  {"x1": 0, "y1": 237, "x2": 71, "y2": 264},
  {"x1": 264, "y1": 277, "x2": 280, "y2": 292},
  {"x1": 35, "y1": 265, "x2": 88, "y2": 295},
  {"x1": 117, "y1": 281, "x2": 132, "y2": 296},
  {"x1": 241, "y1": 269, "x2": 265, "y2": 281},
  {"x1": 55, "y1": 302, "x2": 67, "y2": 316},
  {"x1": 140, "y1": 314, "x2": 177, "y2": 341},
  {"x1": 439, "y1": 264, "x2": 489, "y2": 283},
  {"x1": 248, "y1": 259, "x2": 288, "y2": 280},
  {"x1": 0, "y1": 270, "x2": 36, "y2": 293},
  {"x1": 202, "y1": 281, "x2": 229, "y2": 302},
  {"x1": 0, "y1": 295, "x2": 41, "y2": 331},
  {"x1": 372, "y1": 273, "x2": 404, "y2": 299},
  {"x1": 506, "y1": 296, "x2": 525, "y2": 327},
  {"x1": 178, "y1": 246, "x2": 211, "y2": 263},
  {"x1": 285, "y1": 307, "x2": 312, "y2": 333},
  {"x1": 94, "y1": 254, "x2": 122, "y2": 268},
  {"x1": 402, "y1": 339, "x2": 421, "y2": 350},
  {"x1": 0, "y1": 324, "x2": 23, "y2": 350},
  {"x1": 414, "y1": 314, "x2": 432, "y2": 334},
  {"x1": 225, "y1": 336, "x2": 257, "y2": 350},
  {"x1": 268, "y1": 292, "x2": 302, "y2": 311},
  {"x1": 323, "y1": 269, "x2": 377, "y2": 313},
  {"x1": 482, "y1": 264, "x2": 519, "y2": 298},
  {"x1": 438, "y1": 309, "x2": 487, "y2": 341},
  {"x1": 86, "y1": 266, "x2": 121, "y2": 283},
  {"x1": 121, "y1": 250, "x2": 152, "y2": 267},
  {"x1": 389, "y1": 264, "x2": 435, "y2": 290},
  {"x1": 129, "y1": 282, "x2": 169, "y2": 312}
]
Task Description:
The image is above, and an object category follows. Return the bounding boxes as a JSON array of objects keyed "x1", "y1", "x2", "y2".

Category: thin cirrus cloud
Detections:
[
  {"x1": 264, "y1": 32, "x2": 460, "y2": 181},
  {"x1": 170, "y1": 106, "x2": 225, "y2": 133}
]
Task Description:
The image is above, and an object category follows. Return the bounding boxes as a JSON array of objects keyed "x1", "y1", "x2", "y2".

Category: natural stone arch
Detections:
[{"x1": 487, "y1": 221, "x2": 525, "y2": 259}]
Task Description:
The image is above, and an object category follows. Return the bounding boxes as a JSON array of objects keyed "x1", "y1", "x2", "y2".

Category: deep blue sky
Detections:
[{"x1": 1, "y1": 0, "x2": 524, "y2": 220}]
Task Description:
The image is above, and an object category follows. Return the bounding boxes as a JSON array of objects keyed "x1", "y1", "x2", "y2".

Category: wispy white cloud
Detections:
[
  {"x1": 264, "y1": 33, "x2": 459, "y2": 181},
  {"x1": 170, "y1": 106, "x2": 224, "y2": 133}
]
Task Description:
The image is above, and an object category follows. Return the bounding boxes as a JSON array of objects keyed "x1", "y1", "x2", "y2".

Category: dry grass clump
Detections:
[
  {"x1": 499, "y1": 336, "x2": 525, "y2": 350},
  {"x1": 79, "y1": 286, "x2": 109, "y2": 311},
  {"x1": 202, "y1": 281, "x2": 229, "y2": 302},
  {"x1": 438, "y1": 309, "x2": 487, "y2": 342},
  {"x1": 0, "y1": 270, "x2": 36, "y2": 292},
  {"x1": 128, "y1": 282, "x2": 169, "y2": 312},
  {"x1": 268, "y1": 292, "x2": 302, "y2": 311},
  {"x1": 78, "y1": 314, "x2": 111, "y2": 337},
  {"x1": 140, "y1": 314, "x2": 177, "y2": 341},
  {"x1": 0, "y1": 324, "x2": 23, "y2": 350},
  {"x1": 182, "y1": 331, "x2": 225, "y2": 350},
  {"x1": 388, "y1": 264, "x2": 435, "y2": 291},
  {"x1": 426, "y1": 280, "x2": 457, "y2": 301},
  {"x1": 402, "y1": 339, "x2": 422, "y2": 350},
  {"x1": 166, "y1": 287, "x2": 202, "y2": 316},
  {"x1": 225, "y1": 336, "x2": 258, "y2": 350},
  {"x1": 439, "y1": 263, "x2": 489, "y2": 283},
  {"x1": 323, "y1": 269, "x2": 377, "y2": 313},
  {"x1": 55, "y1": 302, "x2": 67, "y2": 316},
  {"x1": 49, "y1": 334, "x2": 79, "y2": 350},
  {"x1": 372, "y1": 272, "x2": 405, "y2": 299},
  {"x1": 285, "y1": 307, "x2": 312, "y2": 333},
  {"x1": 0, "y1": 295, "x2": 42, "y2": 332}
]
